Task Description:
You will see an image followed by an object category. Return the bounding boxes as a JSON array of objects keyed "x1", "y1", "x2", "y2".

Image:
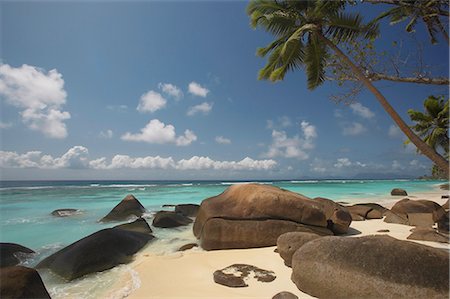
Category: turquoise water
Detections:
[{"x1": 0, "y1": 179, "x2": 445, "y2": 298}]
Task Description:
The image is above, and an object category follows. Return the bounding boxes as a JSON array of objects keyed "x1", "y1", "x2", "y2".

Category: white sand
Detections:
[{"x1": 111, "y1": 188, "x2": 449, "y2": 299}]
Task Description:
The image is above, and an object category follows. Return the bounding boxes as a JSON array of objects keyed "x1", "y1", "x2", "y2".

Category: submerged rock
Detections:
[
  {"x1": 51, "y1": 209, "x2": 81, "y2": 217},
  {"x1": 391, "y1": 188, "x2": 408, "y2": 196},
  {"x1": 0, "y1": 243, "x2": 35, "y2": 268},
  {"x1": 194, "y1": 184, "x2": 333, "y2": 250},
  {"x1": 291, "y1": 235, "x2": 449, "y2": 298},
  {"x1": 0, "y1": 266, "x2": 51, "y2": 299},
  {"x1": 36, "y1": 224, "x2": 154, "y2": 281},
  {"x1": 213, "y1": 264, "x2": 276, "y2": 288},
  {"x1": 152, "y1": 211, "x2": 193, "y2": 228},
  {"x1": 100, "y1": 194, "x2": 146, "y2": 222}
]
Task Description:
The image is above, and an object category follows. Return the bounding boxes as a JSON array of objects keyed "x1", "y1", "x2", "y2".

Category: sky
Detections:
[{"x1": 0, "y1": 1, "x2": 448, "y2": 180}]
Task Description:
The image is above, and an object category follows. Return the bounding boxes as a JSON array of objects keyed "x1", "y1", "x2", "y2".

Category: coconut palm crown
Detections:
[{"x1": 247, "y1": 0, "x2": 379, "y2": 89}]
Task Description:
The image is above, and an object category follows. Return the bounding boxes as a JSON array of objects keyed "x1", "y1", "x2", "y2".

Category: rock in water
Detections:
[
  {"x1": 391, "y1": 188, "x2": 408, "y2": 196},
  {"x1": 0, "y1": 243, "x2": 35, "y2": 267},
  {"x1": 100, "y1": 194, "x2": 146, "y2": 222},
  {"x1": 175, "y1": 204, "x2": 200, "y2": 217},
  {"x1": 193, "y1": 184, "x2": 332, "y2": 250},
  {"x1": 0, "y1": 266, "x2": 51, "y2": 299},
  {"x1": 152, "y1": 211, "x2": 193, "y2": 228},
  {"x1": 213, "y1": 264, "x2": 276, "y2": 288},
  {"x1": 291, "y1": 235, "x2": 449, "y2": 299},
  {"x1": 113, "y1": 218, "x2": 153, "y2": 234},
  {"x1": 276, "y1": 232, "x2": 322, "y2": 267},
  {"x1": 51, "y1": 209, "x2": 81, "y2": 217},
  {"x1": 36, "y1": 227, "x2": 154, "y2": 281}
]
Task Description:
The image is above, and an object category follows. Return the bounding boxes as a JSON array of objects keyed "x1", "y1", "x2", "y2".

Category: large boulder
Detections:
[
  {"x1": 391, "y1": 188, "x2": 408, "y2": 196},
  {"x1": 291, "y1": 235, "x2": 449, "y2": 298},
  {"x1": 0, "y1": 243, "x2": 34, "y2": 267},
  {"x1": 407, "y1": 228, "x2": 449, "y2": 244},
  {"x1": 276, "y1": 232, "x2": 322, "y2": 267},
  {"x1": 0, "y1": 266, "x2": 51, "y2": 299},
  {"x1": 113, "y1": 218, "x2": 153, "y2": 234},
  {"x1": 193, "y1": 184, "x2": 333, "y2": 250},
  {"x1": 390, "y1": 198, "x2": 446, "y2": 225},
  {"x1": 312, "y1": 197, "x2": 352, "y2": 234},
  {"x1": 152, "y1": 211, "x2": 193, "y2": 228},
  {"x1": 36, "y1": 226, "x2": 154, "y2": 281},
  {"x1": 175, "y1": 204, "x2": 200, "y2": 217},
  {"x1": 100, "y1": 194, "x2": 146, "y2": 222},
  {"x1": 347, "y1": 203, "x2": 388, "y2": 221}
]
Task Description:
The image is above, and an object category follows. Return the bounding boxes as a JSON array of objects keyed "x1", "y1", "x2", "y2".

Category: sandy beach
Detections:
[{"x1": 112, "y1": 187, "x2": 449, "y2": 299}]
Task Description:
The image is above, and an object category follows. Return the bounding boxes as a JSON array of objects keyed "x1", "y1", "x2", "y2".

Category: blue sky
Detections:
[{"x1": 0, "y1": 1, "x2": 448, "y2": 180}]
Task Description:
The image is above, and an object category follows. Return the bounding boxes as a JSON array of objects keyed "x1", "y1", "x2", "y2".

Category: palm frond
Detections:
[{"x1": 304, "y1": 35, "x2": 327, "y2": 90}]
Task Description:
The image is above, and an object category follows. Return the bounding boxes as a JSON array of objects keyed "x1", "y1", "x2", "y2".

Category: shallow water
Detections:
[{"x1": 0, "y1": 179, "x2": 444, "y2": 298}]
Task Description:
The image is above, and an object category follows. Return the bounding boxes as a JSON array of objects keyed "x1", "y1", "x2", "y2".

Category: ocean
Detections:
[{"x1": 0, "y1": 179, "x2": 444, "y2": 298}]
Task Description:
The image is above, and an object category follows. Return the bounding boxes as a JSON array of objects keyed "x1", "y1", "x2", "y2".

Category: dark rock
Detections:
[
  {"x1": 407, "y1": 228, "x2": 449, "y2": 243},
  {"x1": 391, "y1": 198, "x2": 446, "y2": 224},
  {"x1": 199, "y1": 218, "x2": 332, "y2": 250},
  {"x1": 407, "y1": 213, "x2": 434, "y2": 228},
  {"x1": 175, "y1": 204, "x2": 200, "y2": 217},
  {"x1": 276, "y1": 232, "x2": 321, "y2": 267},
  {"x1": 194, "y1": 184, "x2": 332, "y2": 250},
  {"x1": 383, "y1": 210, "x2": 408, "y2": 225},
  {"x1": 178, "y1": 243, "x2": 198, "y2": 251},
  {"x1": 349, "y1": 213, "x2": 366, "y2": 221},
  {"x1": 152, "y1": 211, "x2": 192, "y2": 228},
  {"x1": 440, "y1": 183, "x2": 449, "y2": 190},
  {"x1": 0, "y1": 243, "x2": 34, "y2": 267},
  {"x1": 272, "y1": 292, "x2": 299, "y2": 299},
  {"x1": 51, "y1": 208, "x2": 81, "y2": 217},
  {"x1": 437, "y1": 214, "x2": 449, "y2": 233},
  {"x1": 391, "y1": 188, "x2": 408, "y2": 196},
  {"x1": 36, "y1": 227, "x2": 154, "y2": 281},
  {"x1": 348, "y1": 203, "x2": 388, "y2": 220},
  {"x1": 313, "y1": 197, "x2": 352, "y2": 234},
  {"x1": 100, "y1": 194, "x2": 146, "y2": 222},
  {"x1": 291, "y1": 235, "x2": 449, "y2": 298},
  {"x1": 442, "y1": 199, "x2": 449, "y2": 210},
  {"x1": 377, "y1": 229, "x2": 390, "y2": 232},
  {"x1": 0, "y1": 266, "x2": 51, "y2": 299},
  {"x1": 114, "y1": 218, "x2": 153, "y2": 234},
  {"x1": 213, "y1": 264, "x2": 275, "y2": 288},
  {"x1": 162, "y1": 204, "x2": 176, "y2": 208}
]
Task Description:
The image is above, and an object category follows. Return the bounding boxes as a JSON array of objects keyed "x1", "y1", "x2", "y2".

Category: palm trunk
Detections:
[{"x1": 318, "y1": 34, "x2": 449, "y2": 176}]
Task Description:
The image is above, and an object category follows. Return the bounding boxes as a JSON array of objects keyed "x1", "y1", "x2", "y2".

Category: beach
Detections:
[{"x1": 110, "y1": 186, "x2": 449, "y2": 299}]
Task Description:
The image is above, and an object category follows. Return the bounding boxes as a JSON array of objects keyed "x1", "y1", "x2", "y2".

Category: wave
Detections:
[
  {"x1": 289, "y1": 180, "x2": 319, "y2": 184},
  {"x1": 220, "y1": 181, "x2": 273, "y2": 185}
]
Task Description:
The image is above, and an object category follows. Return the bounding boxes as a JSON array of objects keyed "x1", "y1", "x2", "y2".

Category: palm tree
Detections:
[
  {"x1": 367, "y1": 0, "x2": 449, "y2": 45},
  {"x1": 408, "y1": 95, "x2": 449, "y2": 156},
  {"x1": 247, "y1": 0, "x2": 449, "y2": 175}
]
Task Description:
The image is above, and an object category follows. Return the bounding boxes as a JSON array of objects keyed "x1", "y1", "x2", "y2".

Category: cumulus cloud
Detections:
[
  {"x1": 121, "y1": 119, "x2": 197, "y2": 146},
  {"x1": 342, "y1": 122, "x2": 367, "y2": 136},
  {"x1": 137, "y1": 91, "x2": 167, "y2": 113},
  {"x1": 0, "y1": 147, "x2": 277, "y2": 171},
  {"x1": 188, "y1": 82, "x2": 209, "y2": 97},
  {"x1": 334, "y1": 157, "x2": 366, "y2": 168},
  {"x1": 158, "y1": 83, "x2": 183, "y2": 100},
  {"x1": 388, "y1": 125, "x2": 401, "y2": 138},
  {"x1": 0, "y1": 64, "x2": 70, "y2": 138},
  {"x1": 349, "y1": 103, "x2": 375, "y2": 119},
  {"x1": 263, "y1": 121, "x2": 317, "y2": 160},
  {"x1": 99, "y1": 129, "x2": 113, "y2": 139},
  {"x1": 187, "y1": 102, "x2": 213, "y2": 116},
  {"x1": 215, "y1": 136, "x2": 231, "y2": 144}
]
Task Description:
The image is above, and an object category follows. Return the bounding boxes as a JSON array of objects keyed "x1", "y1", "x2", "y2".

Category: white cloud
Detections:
[
  {"x1": 0, "y1": 64, "x2": 70, "y2": 138},
  {"x1": 0, "y1": 147, "x2": 276, "y2": 172},
  {"x1": 349, "y1": 103, "x2": 375, "y2": 119},
  {"x1": 0, "y1": 122, "x2": 12, "y2": 129},
  {"x1": 215, "y1": 136, "x2": 231, "y2": 144},
  {"x1": 263, "y1": 121, "x2": 317, "y2": 160},
  {"x1": 334, "y1": 157, "x2": 367, "y2": 168},
  {"x1": 310, "y1": 158, "x2": 328, "y2": 173},
  {"x1": 0, "y1": 146, "x2": 89, "y2": 169},
  {"x1": 342, "y1": 122, "x2": 367, "y2": 136},
  {"x1": 267, "y1": 116, "x2": 293, "y2": 129},
  {"x1": 388, "y1": 125, "x2": 401, "y2": 138},
  {"x1": 121, "y1": 119, "x2": 197, "y2": 146},
  {"x1": 99, "y1": 129, "x2": 113, "y2": 139},
  {"x1": 187, "y1": 102, "x2": 213, "y2": 116},
  {"x1": 107, "y1": 104, "x2": 128, "y2": 112},
  {"x1": 137, "y1": 90, "x2": 167, "y2": 113},
  {"x1": 158, "y1": 83, "x2": 183, "y2": 100},
  {"x1": 188, "y1": 82, "x2": 209, "y2": 97}
]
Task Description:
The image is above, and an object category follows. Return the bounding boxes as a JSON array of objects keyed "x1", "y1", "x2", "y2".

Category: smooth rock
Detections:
[
  {"x1": 272, "y1": 292, "x2": 299, "y2": 299},
  {"x1": 178, "y1": 243, "x2": 198, "y2": 251},
  {"x1": 100, "y1": 194, "x2": 146, "y2": 222},
  {"x1": 276, "y1": 232, "x2": 321, "y2": 267},
  {"x1": 0, "y1": 266, "x2": 51, "y2": 299},
  {"x1": 313, "y1": 197, "x2": 352, "y2": 234},
  {"x1": 37, "y1": 227, "x2": 154, "y2": 280},
  {"x1": 291, "y1": 235, "x2": 449, "y2": 299},
  {"x1": 51, "y1": 209, "x2": 81, "y2": 217},
  {"x1": 407, "y1": 228, "x2": 449, "y2": 243},
  {"x1": 175, "y1": 204, "x2": 200, "y2": 217},
  {"x1": 383, "y1": 210, "x2": 408, "y2": 225},
  {"x1": 347, "y1": 203, "x2": 388, "y2": 220},
  {"x1": 0, "y1": 243, "x2": 34, "y2": 268},
  {"x1": 213, "y1": 264, "x2": 275, "y2": 288},
  {"x1": 391, "y1": 198, "x2": 446, "y2": 224},
  {"x1": 152, "y1": 211, "x2": 192, "y2": 228},
  {"x1": 391, "y1": 188, "x2": 408, "y2": 196},
  {"x1": 407, "y1": 213, "x2": 434, "y2": 228},
  {"x1": 113, "y1": 218, "x2": 153, "y2": 234},
  {"x1": 442, "y1": 199, "x2": 449, "y2": 210}
]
